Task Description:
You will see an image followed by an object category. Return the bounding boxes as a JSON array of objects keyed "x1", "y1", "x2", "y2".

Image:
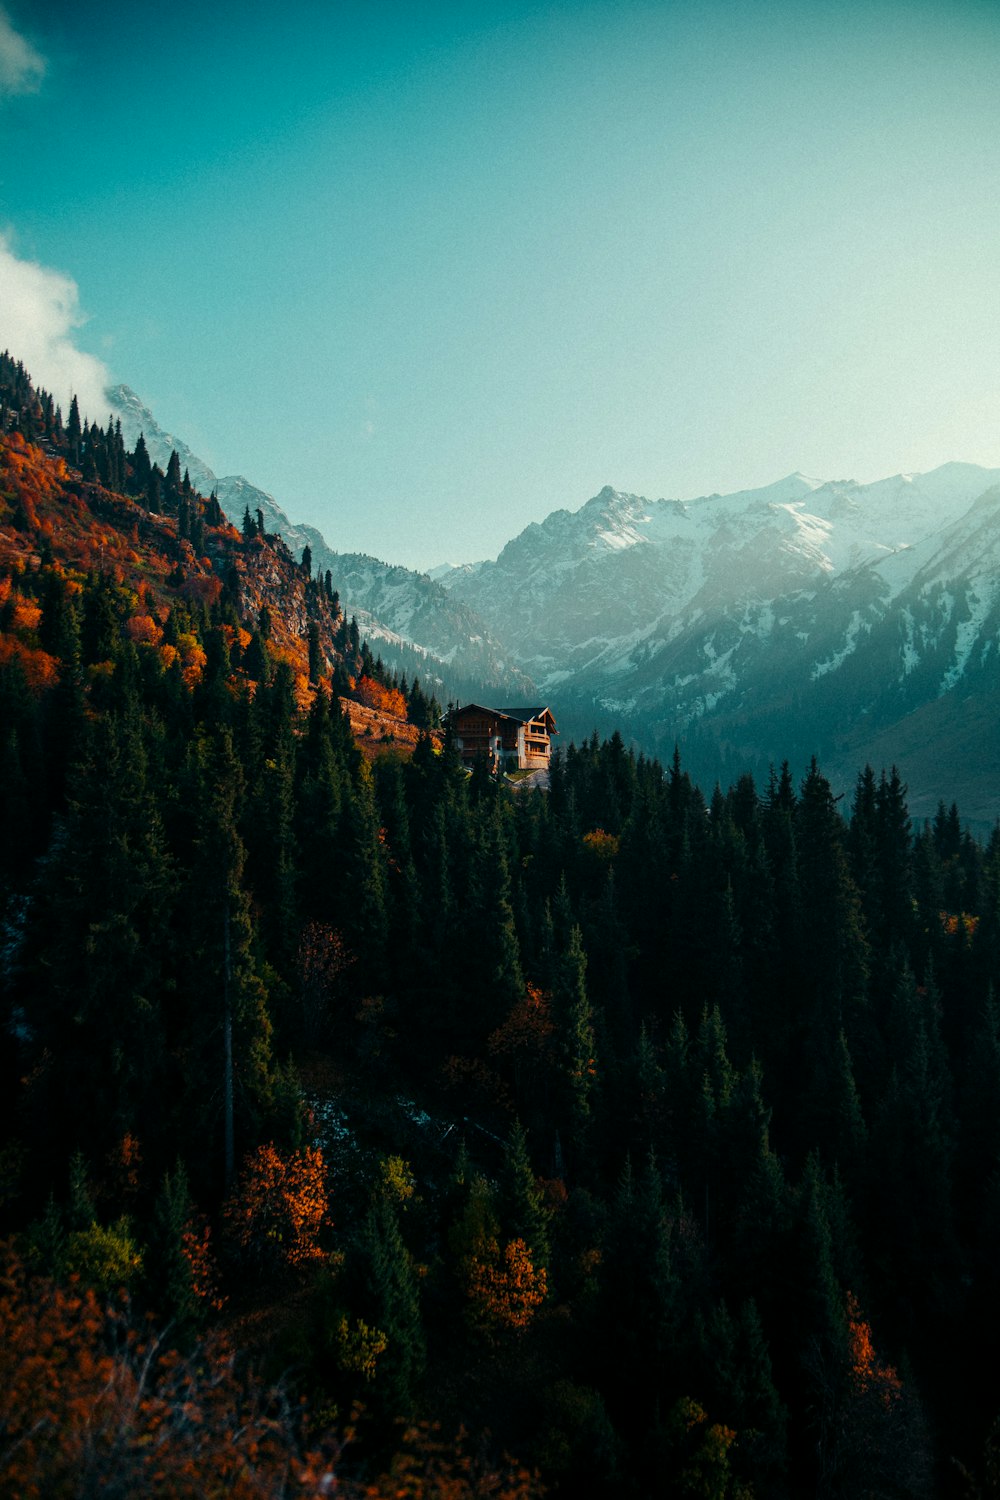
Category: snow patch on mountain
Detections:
[
  {"x1": 812, "y1": 611, "x2": 866, "y2": 679},
  {"x1": 940, "y1": 589, "x2": 990, "y2": 691}
]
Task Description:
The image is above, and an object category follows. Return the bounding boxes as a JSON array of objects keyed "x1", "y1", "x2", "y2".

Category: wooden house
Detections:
[{"x1": 447, "y1": 703, "x2": 557, "y2": 772}]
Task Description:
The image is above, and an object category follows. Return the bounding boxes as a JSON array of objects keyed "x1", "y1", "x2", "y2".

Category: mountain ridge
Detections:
[{"x1": 107, "y1": 384, "x2": 534, "y2": 701}]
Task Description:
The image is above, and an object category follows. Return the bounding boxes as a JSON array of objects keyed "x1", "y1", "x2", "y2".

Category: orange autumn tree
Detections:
[
  {"x1": 846, "y1": 1291, "x2": 902, "y2": 1405},
  {"x1": 296, "y1": 921, "x2": 355, "y2": 1043},
  {"x1": 0, "y1": 584, "x2": 60, "y2": 691},
  {"x1": 581, "y1": 828, "x2": 620, "y2": 862},
  {"x1": 465, "y1": 1236, "x2": 547, "y2": 1341},
  {"x1": 224, "y1": 1143, "x2": 330, "y2": 1273},
  {"x1": 489, "y1": 983, "x2": 556, "y2": 1062},
  {"x1": 940, "y1": 910, "x2": 980, "y2": 943},
  {"x1": 356, "y1": 674, "x2": 407, "y2": 719},
  {"x1": 181, "y1": 1215, "x2": 226, "y2": 1315},
  {"x1": 813, "y1": 1292, "x2": 931, "y2": 1496},
  {"x1": 0, "y1": 634, "x2": 60, "y2": 691},
  {"x1": 488, "y1": 982, "x2": 555, "y2": 1113}
]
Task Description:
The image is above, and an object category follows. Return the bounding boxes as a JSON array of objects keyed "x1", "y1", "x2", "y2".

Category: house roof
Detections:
[
  {"x1": 448, "y1": 702, "x2": 556, "y2": 729},
  {"x1": 448, "y1": 702, "x2": 512, "y2": 722},
  {"x1": 499, "y1": 706, "x2": 554, "y2": 724}
]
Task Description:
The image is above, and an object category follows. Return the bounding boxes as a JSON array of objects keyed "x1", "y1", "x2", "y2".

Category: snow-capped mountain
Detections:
[
  {"x1": 107, "y1": 385, "x2": 532, "y2": 697},
  {"x1": 437, "y1": 466, "x2": 1000, "y2": 820}
]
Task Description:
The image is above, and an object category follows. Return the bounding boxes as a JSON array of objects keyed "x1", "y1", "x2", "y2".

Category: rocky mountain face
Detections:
[
  {"x1": 436, "y1": 466, "x2": 1000, "y2": 821},
  {"x1": 108, "y1": 386, "x2": 533, "y2": 699}
]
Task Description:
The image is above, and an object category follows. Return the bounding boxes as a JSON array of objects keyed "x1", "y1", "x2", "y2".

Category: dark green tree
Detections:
[
  {"x1": 355, "y1": 1196, "x2": 425, "y2": 1416},
  {"x1": 498, "y1": 1118, "x2": 551, "y2": 1271},
  {"x1": 67, "y1": 394, "x2": 81, "y2": 463}
]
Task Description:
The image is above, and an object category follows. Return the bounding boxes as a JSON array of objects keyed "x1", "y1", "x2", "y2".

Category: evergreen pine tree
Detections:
[
  {"x1": 357, "y1": 1196, "x2": 425, "y2": 1416},
  {"x1": 149, "y1": 1162, "x2": 202, "y2": 1343},
  {"x1": 131, "y1": 432, "x2": 151, "y2": 493},
  {"x1": 552, "y1": 921, "x2": 597, "y2": 1168},
  {"x1": 165, "y1": 449, "x2": 182, "y2": 508},
  {"x1": 67, "y1": 394, "x2": 81, "y2": 463},
  {"x1": 498, "y1": 1118, "x2": 551, "y2": 1270},
  {"x1": 180, "y1": 729, "x2": 277, "y2": 1191}
]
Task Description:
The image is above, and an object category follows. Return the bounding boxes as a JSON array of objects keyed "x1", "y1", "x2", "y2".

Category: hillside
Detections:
[
  {"x1": 0, "y1": 357, "x2": 437, "y2": 750},
  {"x1": 339, "y1": 692, "x2": 439, "y2": 760},
  {"x1": 0, "y1": 427, "x2": 331, "y2": 704}
]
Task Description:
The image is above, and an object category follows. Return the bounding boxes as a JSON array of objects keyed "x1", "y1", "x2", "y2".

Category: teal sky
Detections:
[{"x1": 3, "y1": 0, "x2": 1000, "y2": 569}]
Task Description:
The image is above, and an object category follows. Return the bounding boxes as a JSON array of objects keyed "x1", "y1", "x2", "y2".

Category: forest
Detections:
[{"x1": 1, "y1": 354, "x2": 1000, "y2": 1497}]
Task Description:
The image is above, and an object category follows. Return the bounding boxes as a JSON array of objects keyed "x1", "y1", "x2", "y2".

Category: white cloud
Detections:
[
  {"x1": 0, "y1": 7, "x2": 44, "y2": 96},
  {"x1": 0, "y1": 234, "x2": 111, "y2": 421}
]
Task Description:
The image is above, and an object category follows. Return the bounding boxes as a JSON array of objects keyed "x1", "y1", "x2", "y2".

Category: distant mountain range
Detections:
[
  {"x1": 108, "y1": 382, "x2": 1000, "y2": 822},
  {"x1": 435, "y1": 469, "x2": 1000, "y2": 822}
]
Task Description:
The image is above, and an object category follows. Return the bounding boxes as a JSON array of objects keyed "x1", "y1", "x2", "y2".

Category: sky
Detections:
[{"x1": 3, "y1": 0, "x2": 1000, "y2": 571}]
